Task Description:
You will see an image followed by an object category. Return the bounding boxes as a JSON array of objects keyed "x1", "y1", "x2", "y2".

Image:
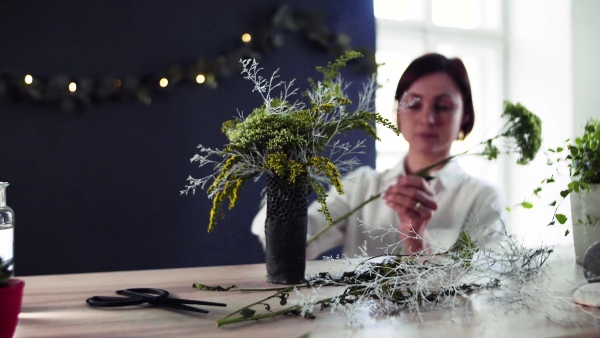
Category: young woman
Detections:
[{"x1": 251, "y1": 53, "x2": 505, "y2": 258}]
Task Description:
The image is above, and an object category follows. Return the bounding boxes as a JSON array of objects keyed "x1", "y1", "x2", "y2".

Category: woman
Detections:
[{"x1": 251, "y1": 53, "x2": 505, "y2": 258}]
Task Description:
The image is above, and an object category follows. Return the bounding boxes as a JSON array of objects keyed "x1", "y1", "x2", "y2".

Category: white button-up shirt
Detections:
[{"x1": 251, "y1": 154, "x2": 506, "y2": 259}]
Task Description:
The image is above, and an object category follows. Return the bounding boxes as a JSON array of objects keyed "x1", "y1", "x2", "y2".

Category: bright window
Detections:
[
  {"x1": 373, "y1": 0, "x2": 505, "y2": 188},
  {"x1": 374, "y1": 0, "x2": 574, "y2": 247}
]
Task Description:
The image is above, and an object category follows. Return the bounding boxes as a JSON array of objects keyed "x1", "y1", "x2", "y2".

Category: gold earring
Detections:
[{"x1": 457, "y1": 131, "x2": 465, "y2": 141}]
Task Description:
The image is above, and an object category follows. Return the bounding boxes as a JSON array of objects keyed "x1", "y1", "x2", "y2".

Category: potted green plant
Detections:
[{"x1": 536, "y1": 119, "x2": 600, "y2": 263}]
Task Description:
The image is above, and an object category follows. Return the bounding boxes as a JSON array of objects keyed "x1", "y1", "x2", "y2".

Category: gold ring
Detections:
[{"x1": 414, "y1": 202, "x2": 421, "y2": 211}]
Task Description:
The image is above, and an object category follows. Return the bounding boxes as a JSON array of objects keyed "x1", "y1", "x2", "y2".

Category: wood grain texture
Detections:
[{"x1": 14, "y1": 246, "x2": 600, "y2": 338}]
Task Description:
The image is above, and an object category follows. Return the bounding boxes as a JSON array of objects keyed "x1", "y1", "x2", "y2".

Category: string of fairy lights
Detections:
[{"x1": 0, "y1": 5, "x2": 375, "y2": 113}]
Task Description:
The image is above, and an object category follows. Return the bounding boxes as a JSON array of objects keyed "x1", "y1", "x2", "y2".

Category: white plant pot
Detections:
[{"x1": 571, "y1": 183, "x2": 600, "y2": 264}]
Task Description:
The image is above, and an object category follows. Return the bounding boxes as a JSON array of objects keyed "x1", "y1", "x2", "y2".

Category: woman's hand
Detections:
[{"x1": 383, "y1": 175, "x2": 438, "y2": 254}]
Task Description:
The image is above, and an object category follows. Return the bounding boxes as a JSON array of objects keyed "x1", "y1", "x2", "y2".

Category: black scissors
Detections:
[{"x1": 86, "y1": 288, "x2": 226, "y2": 313}]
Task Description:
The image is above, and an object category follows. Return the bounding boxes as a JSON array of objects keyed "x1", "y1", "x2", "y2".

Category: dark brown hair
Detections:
[{"x1": 395, "y1": 53, "x2": 474, "y2": 137}]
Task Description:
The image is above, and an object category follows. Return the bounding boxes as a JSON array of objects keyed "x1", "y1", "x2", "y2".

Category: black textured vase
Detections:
[{"x1": 265, "y1": 174, "x2": 308, "y2": 284}]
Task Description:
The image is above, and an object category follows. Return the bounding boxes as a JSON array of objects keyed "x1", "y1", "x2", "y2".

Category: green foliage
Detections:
[
  {"x1": 448, "y1": 231, "x2": 478, "y2": 267},
  {"x1": 533, "y1": 118, "x2": 600, "y2": 228},
  {"x1": 555, "y1": 214, "x2": 568, "y2": 224},
  {"x1": 192, "y1": 283, "x2": 237, "y2": 291},
  {"x1": 183, "y1": 51, "x2": 398, "y2": 232},
  {"x1": 567, "y1": 119, "x2": 600, "y2": 184},
  {"x1": 521, "y1": 201, "x2": 533, "y2": 209},
  {"x1": 500, "y1": 101, "x2": 543, "y2": 165}
]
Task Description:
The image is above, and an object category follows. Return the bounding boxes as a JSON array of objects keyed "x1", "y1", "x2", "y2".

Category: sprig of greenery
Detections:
[
  {"x1": 195, "y1": 231, "x2": 553, "y2": 326},
  {"x1": 307, "y1": 100, "x2": 542, "y2": 244},
  {"x1": 182, "y1": 51, "x2": 399, "y2": 232}
]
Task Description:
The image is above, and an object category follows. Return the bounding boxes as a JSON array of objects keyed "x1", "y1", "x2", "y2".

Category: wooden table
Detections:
[{"x1": 14, "y1": 246, "x2": 600, "y2": 338}]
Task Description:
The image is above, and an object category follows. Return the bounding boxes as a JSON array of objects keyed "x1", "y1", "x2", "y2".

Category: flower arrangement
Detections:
[{"x1": 181, "y1": 51, "x2": 398, "y2": 232}]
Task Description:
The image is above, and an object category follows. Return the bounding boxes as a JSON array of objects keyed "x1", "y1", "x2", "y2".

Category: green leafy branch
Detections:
[
  {"x1": 195, "y1": 232, "x2": 512, "y2": 326},
  {"x1": 522, "y1": 119, "x2": 600, "y2": 233}
]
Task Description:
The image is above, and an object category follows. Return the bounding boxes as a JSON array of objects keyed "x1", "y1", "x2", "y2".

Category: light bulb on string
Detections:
[
  {"x1": 159, "y1": 78, "x2": 169, "y2": 88},
  {"x1": 24, "y1": 75, "x2": 33, "y2": 85},
  {"x1": 69, "y1": 82, "x2": 77, "y2": 92},
  {"x1": 114, "y1": 79, "x2": 122, "y2": 88},
  {"x1": 241, "y1": 33, "x2": 252, "y2": 43},
  {"x1": 196, "y1": 74, "x2": 206, "y2": 84}
]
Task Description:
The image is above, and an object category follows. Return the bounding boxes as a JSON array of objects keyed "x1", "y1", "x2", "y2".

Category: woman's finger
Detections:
[
  {"x1": 384, "y1": 185, "x2": 438, "y2": 212},
  {"x1": 383, "y1": 194, "x2": 435, "y2": 220}
]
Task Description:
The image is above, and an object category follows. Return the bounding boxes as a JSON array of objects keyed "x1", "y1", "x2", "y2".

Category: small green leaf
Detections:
[
  {"x1": 560, "y1": 189, "x2": 571, "y2": 198},
  {"x1": 505, "y1": 207, "x2": 512, "y2": 212},
  {"x1": 192, "y1": 283, "x2": 237, "y2": 291},
  {"x1": 582, "y1": 182, "x2": 592, "y2": 192},
  {"x1": 564, "y1": 229, "x2": 570, "y2": 236},
  {"x1": 556, "y1": 214, "x2": 568, "y2": 224},
  {"x1": 240, "y1": 308, "x2": 256, "y2": 318},
  {"x1": 533, "y1": 187, "x2": 542, "y2": 196},
  {"x1": 570, "y1": 146, "x2": 579, "y2": 156},
  {"x1": 549, "y1": 200, "x2": 557, "y2": 206},
  {"x1": 556, "y1": 147, "x2": 564, "y2": 152},
  {"x1": 521, "y1": 201, "x2": 533, "y2": 209}
]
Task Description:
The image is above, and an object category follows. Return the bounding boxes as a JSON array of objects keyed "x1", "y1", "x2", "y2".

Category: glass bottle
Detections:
[{"x1": 0, "y1": 182, "x2": 15, "y2": 285}]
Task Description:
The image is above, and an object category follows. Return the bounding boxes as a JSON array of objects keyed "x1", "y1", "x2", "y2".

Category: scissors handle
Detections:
[
  {"x1": 87, "y1": 288, "x2": 226, "y2": 313},
  {"x1": 86, "y1": 295, "x2": 146, "y2": 307},
  {"x1": 118, "y1": 288, "x2": 226, "y2": 307}
]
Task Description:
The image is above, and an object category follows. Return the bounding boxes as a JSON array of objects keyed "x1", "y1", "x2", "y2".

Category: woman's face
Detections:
[{"x1": 397, "y1": 71, "x2": 468, "y2": 157}]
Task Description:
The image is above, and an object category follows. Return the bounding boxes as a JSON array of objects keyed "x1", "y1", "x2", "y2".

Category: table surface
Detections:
[{"x1": 13, "y1": 246, "x2": 600, "y2": 338}]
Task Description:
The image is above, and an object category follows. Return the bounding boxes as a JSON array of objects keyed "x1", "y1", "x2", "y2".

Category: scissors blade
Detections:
[
  {"x1": 86, "y1": 295, "x2": 146, "y2": 307},
  {"x1": 152, "y1": 302, "x2": 210, "y2": 313},
  {"x1": 158, "y1": 297, "x2": 227, "y2": 307}
]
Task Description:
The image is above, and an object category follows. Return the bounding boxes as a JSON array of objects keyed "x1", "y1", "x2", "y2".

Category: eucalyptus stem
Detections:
[
  {"x1": 219, "y1": 286, "x2": 296, "y2": 322},
  {"x1": 217, "y1": 296, "x2": 335, "y2": 327},
  {"x1": 192, "y1": 283, "x2": 292, "y2": 292}
]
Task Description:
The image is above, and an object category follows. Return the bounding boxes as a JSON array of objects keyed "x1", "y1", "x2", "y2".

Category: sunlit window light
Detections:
[
  {"x1": 196, "y1": 74, "x2": 206, "y2": 84},
  {"x1": 432, "y1": 0, "x2": 478, "y2": 29},
  {"x1": 241, "y1": 33, "x2": 252, "y2": 43},
  {"x1": 68, "y1": 82, "x2": 77, "y2": 92},
  {"x1": 373, "y1": 0, "x2": 424, "y2": 21},
  {"x1": 159, "y1": 78, "x2": 169, "y2": 88},
  {"x1": 24, "y1": 75, "x2": 33, "y2": 85}
]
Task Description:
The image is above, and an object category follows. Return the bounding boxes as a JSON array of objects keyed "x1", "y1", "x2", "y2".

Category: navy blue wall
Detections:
[{"x1": 0, "y1": 0, "x2": 376, "y2": 276}]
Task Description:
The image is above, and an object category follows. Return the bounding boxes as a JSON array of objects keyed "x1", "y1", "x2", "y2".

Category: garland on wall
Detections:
[{"x1": 0, "y1": 5, "x2": 376, "y2": 113}]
